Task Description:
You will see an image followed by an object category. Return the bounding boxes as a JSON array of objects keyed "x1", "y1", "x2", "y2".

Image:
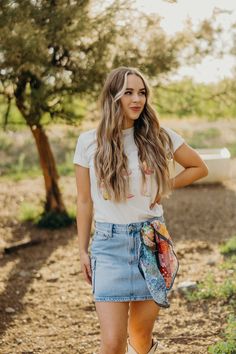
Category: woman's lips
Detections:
[{"x1": 130, "y1": 107, "x2": 142, "y2": 112}]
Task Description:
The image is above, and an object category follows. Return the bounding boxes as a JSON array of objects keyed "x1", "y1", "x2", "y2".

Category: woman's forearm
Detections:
[
  {"x1": 76, "y1": 200, "x2": 93, "y2": 256},
  {"x1": 171, "y1": 165, "x2": 208, "y2": 189}
]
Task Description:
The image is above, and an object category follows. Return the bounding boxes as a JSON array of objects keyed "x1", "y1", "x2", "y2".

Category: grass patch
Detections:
[
  {"x1": 18, "y1": 202, "x2": 44, "y2": 222},
  {"x1": 0, "y1": 162, "x2": 74, "y2": 182},
  {"x1": 220, "y1": 255, "x2": 236, "y2": 271},
  {"x1": 36, "y1": 210, "x2": 75, "y2": 229},
  {"x1": 220, "y1": 236, "x2": 236, "y2": 257},
  {"x1": 184, "y1": 236, "x2": 236, "y2": 303},
  {"x1": 184, "y1": 236, "x2": 236, "y2": 353},
  {"x1": 0, "y1": 166, "x2": 42, "y2": 182},
  {"x1": 188, "y1": 128, "x2": 221, "y2": 149},
  {"x1": 67, "y1": 205, "x2": 76, "y2": 219},
  {"x1": 185, "y1": 274, "x2": 236, "y2": 302},
  {"x1": 0, "y1": 134, "x2": 12, "y2": 149},
  {"x1": 1, "y1": 166, "x2": 75, "y2": 182},
  {"x1": 0, "y1": 124, "x2": 78, "y2": 180},
  {"x1": 18, "y1": 202, "x2": 76, "y2": 229},
  {"x1": 208, "y1": 315, "x2": 236, "y2": 354},
  {"x1": 57, "y1": 152, "x2": 75, "y2": 176}
]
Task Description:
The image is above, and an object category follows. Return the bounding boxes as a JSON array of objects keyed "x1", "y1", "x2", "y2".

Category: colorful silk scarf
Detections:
[{"x1": 138, "y1": 219, "x2": 179, "y2": 308}]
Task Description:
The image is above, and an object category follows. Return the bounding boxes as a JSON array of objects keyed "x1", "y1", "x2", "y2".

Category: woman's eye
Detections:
[{"x1": 124, "y1": 91, "x2": 146, "y2": 96}]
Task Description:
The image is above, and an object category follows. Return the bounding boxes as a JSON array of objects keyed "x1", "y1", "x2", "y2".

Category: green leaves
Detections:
[{"x1": 208, "y1": 315, "x2": 236, "y2": 354}]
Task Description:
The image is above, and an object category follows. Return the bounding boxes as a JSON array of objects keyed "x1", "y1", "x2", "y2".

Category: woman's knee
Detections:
[
  {"x1": 101, "y1": 334, "x2": 127, "y2": 353},
  {"x1": 128, "y1": 301, "x2": 158, "y2": 338},
  {"x1": 96, "y1": 302, "x2": 129, "y2": 353},
  {"x1": 130, "y1": 328, "x2": 152, "y2": 342},
  {"x1": 128, "y1": 320, "x2": 153, "y2": 339}
]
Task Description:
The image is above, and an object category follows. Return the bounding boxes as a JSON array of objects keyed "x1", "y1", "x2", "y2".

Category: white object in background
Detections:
[{"x1": 169, "y1": 148, "x2": 231, "y2": 183}]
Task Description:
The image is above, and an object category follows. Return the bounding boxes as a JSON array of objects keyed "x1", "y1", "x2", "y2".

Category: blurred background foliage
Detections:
[
  {"x1": 0, "y1": 0, "x2": 235, "y2": 222},
  {"x1": 1, "y1": 0, "x2": 235, "y2": 129}
]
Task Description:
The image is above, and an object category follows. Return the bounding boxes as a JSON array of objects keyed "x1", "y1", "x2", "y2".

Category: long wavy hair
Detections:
[{"x1": 94, "y1": 66, "x2": 173, "y2": 203}]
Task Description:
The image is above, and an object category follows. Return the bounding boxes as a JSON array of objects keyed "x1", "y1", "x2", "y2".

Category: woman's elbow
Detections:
[{"x1": 200, "y1": 161, "x2": 209, "y2": 178}]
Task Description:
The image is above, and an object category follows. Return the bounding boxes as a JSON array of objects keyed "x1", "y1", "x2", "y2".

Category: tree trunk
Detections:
[
  {"x1": 14, "y1": 72, "x2": 67, "y2": 216},
  {"x1": 30, "y1": 124, "x2": 66, "y2": 213}
]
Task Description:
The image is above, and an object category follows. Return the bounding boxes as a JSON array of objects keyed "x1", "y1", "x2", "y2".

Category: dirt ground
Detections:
[{"x1": 0, "y1": 120, "x2": 236, "y2": 354}]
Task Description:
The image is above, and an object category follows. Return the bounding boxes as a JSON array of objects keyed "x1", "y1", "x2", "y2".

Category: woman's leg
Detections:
[
  {"x1": 95, "y1": 301, "x2": 130, "y2": 354},
  {"x1": 128, "y1": 300, "x2": 160, "y2": 354}
]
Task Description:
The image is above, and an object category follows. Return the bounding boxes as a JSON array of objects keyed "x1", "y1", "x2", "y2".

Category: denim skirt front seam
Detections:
[{"x1": 90, "y1": 216, "x2": 165, "y2": 302}]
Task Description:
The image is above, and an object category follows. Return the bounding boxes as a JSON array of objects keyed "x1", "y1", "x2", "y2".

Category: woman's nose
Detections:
[{"x1": 132, "y1": 93, "x2": 140, "y2": 102}]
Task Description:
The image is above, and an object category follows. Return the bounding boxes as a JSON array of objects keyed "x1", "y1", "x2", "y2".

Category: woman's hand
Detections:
[
  {"x1": 80, "y1": 252, "x2": 92, "y2": 285},
  {"x1": 149, "y1": 194, "x2": 161, "y2": 209}
]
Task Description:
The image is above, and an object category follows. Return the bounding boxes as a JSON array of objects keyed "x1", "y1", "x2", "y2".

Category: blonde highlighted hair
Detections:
[{"x1": 94, "y1": 66, "x2": 173, "y2": 203}]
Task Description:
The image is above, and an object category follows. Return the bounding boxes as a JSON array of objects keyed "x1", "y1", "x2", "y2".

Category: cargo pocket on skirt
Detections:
[{"x1": 90, "y1": 256, "x2": 96, "y2": 294}]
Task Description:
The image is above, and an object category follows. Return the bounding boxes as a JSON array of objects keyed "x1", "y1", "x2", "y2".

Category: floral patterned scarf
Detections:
[{"x1": 138, "y1": 219, "x2": 179, "y2": 308}]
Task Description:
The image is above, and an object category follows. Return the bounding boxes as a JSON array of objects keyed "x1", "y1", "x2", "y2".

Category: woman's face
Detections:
[{"x1": 120, "y1": 74, "x2": 146, "y2": 129}]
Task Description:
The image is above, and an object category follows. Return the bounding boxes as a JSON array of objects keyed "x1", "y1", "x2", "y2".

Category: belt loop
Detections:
[{"x1": 110, "y1": 223, "x2": 114, "y2": 236}]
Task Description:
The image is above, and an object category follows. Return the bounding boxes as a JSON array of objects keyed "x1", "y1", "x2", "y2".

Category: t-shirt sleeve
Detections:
[
  {"x1": 164, "y1": 127, "x2": 185, "y2": 153},
  {"x1": 73, "y1": 134, "x2": 89, "y2": 168}
]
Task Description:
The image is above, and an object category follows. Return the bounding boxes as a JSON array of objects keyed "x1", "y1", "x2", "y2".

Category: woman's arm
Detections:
[
  {"x1": 75, "y1": 164, "x2": 93, "y2": 285},
  {"x1": 171, "y1": 143, "x2": 209, "y2": 189},
  {"x1": 150, "y1": 141, "x2": 208, "y2": 209}
]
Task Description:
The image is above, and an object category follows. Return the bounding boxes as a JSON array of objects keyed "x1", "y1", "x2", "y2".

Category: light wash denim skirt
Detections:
[{"x1": 90, "y1": 215, "x2": 165, "y2": 302}]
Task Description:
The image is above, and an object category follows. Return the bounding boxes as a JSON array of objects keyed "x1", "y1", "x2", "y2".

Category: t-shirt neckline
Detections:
[{"x1": 122, "y1": 126, "x2": 134, "y2": 136}]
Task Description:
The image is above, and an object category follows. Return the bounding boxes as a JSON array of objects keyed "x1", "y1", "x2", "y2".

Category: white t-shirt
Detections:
[{"x1": 73, "y1": 126, "x2": 185, "y2": 224}]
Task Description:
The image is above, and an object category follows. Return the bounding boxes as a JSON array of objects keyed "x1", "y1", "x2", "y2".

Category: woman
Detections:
[{"x1": 73, "y1": 67, "x2": 208, "y2": 354}]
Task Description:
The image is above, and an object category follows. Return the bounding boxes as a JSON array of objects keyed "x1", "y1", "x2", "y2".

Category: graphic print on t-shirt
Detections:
[
  {"x1": 99, "y1": 167, "x2": 135, "y2": 200},
  {"x1": 140, "y1": 161, "x2": 155, "y2": 197}
]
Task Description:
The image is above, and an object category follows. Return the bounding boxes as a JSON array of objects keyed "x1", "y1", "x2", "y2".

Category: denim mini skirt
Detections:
[{"x1": 90, "y1": 215, "x2": 165, "y2": 302}]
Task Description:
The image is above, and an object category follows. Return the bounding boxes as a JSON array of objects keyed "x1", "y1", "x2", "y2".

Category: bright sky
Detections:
[{"x1": 135, "y1": 0, "x2": 236, "y2": 83}]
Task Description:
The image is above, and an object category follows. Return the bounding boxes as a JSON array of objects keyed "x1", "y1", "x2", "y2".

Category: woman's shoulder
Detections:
[
  {"x1": 73, "y1": 128, "x2": 97, "y2": 166},
  {"x1": 78, "y1": 128, "x2": 97, "y2": 140},
  {"x1": 160, "y1": 126, "x2": 185, "y2": 152},
  {"x1": 76, "y1": 128, "x2": 97, "y2": 146},
  {"x1": 161, "y1": 126, "x2": 183, "y2": 139},
  {"x1": 161, "y1": 125, "x2": 177, "y2": 135}
]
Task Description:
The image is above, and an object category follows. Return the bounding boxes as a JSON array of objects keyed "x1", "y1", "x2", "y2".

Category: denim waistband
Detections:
[{"x1": 94, "y1": 215, "x2": 164, "y2": 234}]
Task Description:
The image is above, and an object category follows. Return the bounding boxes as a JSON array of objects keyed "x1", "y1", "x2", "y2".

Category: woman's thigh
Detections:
[
  {"x1": 128, "y1": 300, "x2": 160, "y2": 333},
  {"x1": 95, "y1": 301, "x2": 130, "y2": 342}
]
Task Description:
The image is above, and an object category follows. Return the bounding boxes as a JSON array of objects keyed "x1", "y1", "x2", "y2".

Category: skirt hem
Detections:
[{"x1": 93, "y1": 296, "x2": 154, "y2": 302}]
